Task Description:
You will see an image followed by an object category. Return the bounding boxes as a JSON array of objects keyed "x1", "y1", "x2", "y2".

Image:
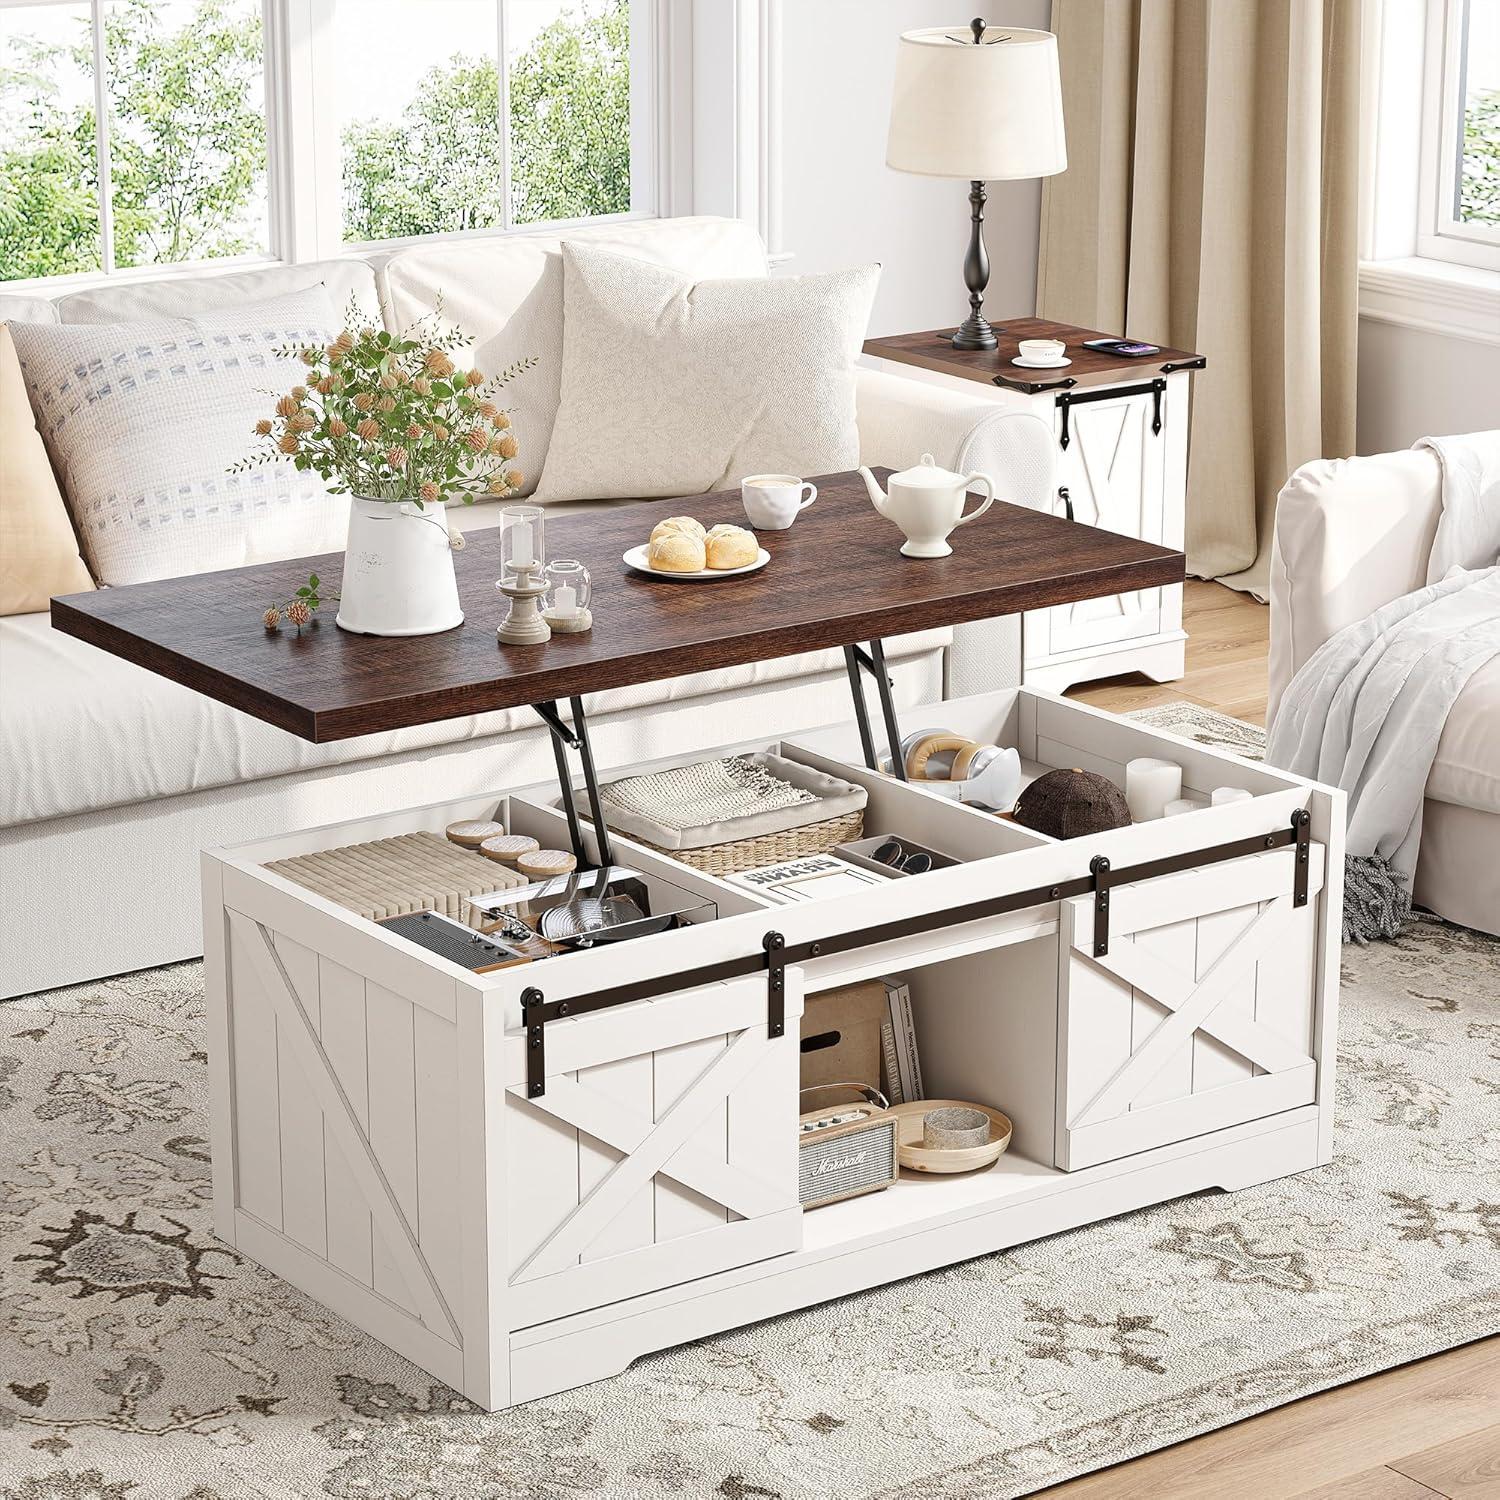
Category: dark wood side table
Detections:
[
  {"x1": 865, "y1": 319, "x2": 1206, "y2": 695},
  {"x1": 52, "y1": 469, "x2": 1184, "y2": 864}
]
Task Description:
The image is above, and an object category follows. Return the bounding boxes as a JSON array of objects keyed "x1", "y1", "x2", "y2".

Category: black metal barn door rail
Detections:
[
  {"x1": 523, "y1": 809, "x2": 1312, "y2": 1097},
  {"x1": 1056, "y1": 378, "x2": 1166, "y2": 450}
]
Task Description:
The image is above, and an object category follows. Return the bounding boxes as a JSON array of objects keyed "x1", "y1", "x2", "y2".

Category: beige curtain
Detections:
[{"x1": 1037, "y1": 0, "x2": 1361, "y2": 597}]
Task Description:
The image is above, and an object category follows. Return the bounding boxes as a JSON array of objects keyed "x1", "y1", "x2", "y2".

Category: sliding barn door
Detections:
[
  {"x1": 502, "y1": 970, "x2": 804, "y2": 1329},
  {"x1": 1056, "y1": 846, "x2": 1323, "y2": 1170}
]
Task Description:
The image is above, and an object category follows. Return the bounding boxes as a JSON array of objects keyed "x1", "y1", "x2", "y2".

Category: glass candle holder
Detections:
[
  {"x1": 500, "y1": 504, "x2": 545, "y2": 584},
  {"x1": 543, "y1": 558, "x2": 593, "y2": 633}
]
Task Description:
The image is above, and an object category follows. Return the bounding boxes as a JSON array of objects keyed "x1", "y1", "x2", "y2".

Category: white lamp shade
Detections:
[{"x1": 887, "y1": 24, "x2": 1066, "y2": 181}]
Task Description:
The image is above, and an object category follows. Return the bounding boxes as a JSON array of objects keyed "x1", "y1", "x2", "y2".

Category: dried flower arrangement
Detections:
[
  {"x1": 234, "y1": 297, "x2": 535, "y2": 504},
  {"x1": 232, "y1": 297, "x2": 536, "y2": 629}
]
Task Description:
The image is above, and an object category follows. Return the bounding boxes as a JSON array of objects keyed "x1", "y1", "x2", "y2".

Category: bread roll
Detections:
[
  {"x1": 704, "y1": 524, "x2": 757, "y2": 570},
  {"x1": 649, "y1": 515, "x2": 706, "y2": 545},
  {"x1": 648, "y1": 532, "x2": 707, "y2": 572}
]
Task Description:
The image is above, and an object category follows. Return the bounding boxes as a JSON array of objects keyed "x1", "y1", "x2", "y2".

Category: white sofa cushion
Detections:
[
  {"x1": 1429, "y1": 658, "x2": 1500, "y2": 815},
  {"x1": 537, "y1": 244, "x2": 878, "y2": 504},
  {"x1": 53, "y1": 257, "x2": 379, "y2": 326},
  {"x1": 379, "y1": 217, "x2": 768, "y2": 498},
  {"x1": 0, "y1": 603, "x2": 949, "y2": 828},
  {"x1": 10, "y1": 289, "x2": 349, "y2": 586},
  {"x1": 0, "y1": 292, "x2": 59, "y2": 325}
]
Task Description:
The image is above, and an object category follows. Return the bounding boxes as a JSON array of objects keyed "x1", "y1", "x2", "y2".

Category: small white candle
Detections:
[
  {"x1": 1164, "y1": 798, "x2": 1196, "y2": 817},
  {"x1": 554, "y1": 582, "x2": 577, "y2": 617},
  {"x1": 511, "y1": 519, "x2": 533, "y2": 569},
  {"x1": 1211, "y1": 786, "x2": 1252, "y2": 805},
  {"x1": 1125, "y1": 756, "x2": 1182, "y2": 822}
]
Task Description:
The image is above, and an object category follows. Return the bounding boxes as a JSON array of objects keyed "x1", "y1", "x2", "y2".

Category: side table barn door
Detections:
[
  {"x1": 1055, "y1": 846, "x2": 1323, "y2": 1171},
  {"x1": 500, "y1": 969, "x2": 806, "y2": 1329},
  {"x1": 1035, "y1": 386, "x2": 1170, "y2": 662}
]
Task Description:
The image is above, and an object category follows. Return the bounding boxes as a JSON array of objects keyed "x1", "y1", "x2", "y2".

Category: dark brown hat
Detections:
[{"x1": 1012, "y1": 767, "x2": 1131, "y2": 840}]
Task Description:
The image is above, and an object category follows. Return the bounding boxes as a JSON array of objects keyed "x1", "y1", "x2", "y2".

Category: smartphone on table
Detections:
[{"x1": 1081, "y1": 337, "x2": 1162, "y2": 358}]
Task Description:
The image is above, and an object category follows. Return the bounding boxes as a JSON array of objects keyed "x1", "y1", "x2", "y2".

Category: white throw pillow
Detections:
[
  {"x1": 534, "y1": 243, "x2": 879, "y2": 504},
  {"x1": 10, "y1": 288, "x2": 348, "y2": 586}
]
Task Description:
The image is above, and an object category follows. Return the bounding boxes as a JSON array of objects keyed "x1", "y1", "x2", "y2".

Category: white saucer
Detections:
[
  {"x1": 1012, "y1": 355, "x2": 1072, "y2": 369},
  {"x1": 623, "y1": 543, "x2": 771, "y2": 581}
]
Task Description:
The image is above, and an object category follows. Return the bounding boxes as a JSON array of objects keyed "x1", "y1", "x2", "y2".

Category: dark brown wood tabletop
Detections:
[
  {"x1": 51, "y1": 470, "x2": 1185, "y2": 743},
  {"x1": 865, "y1": 318, "x2": 1206, "y2": 394}
]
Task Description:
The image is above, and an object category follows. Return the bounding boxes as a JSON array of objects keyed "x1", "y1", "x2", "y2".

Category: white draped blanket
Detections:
[
  {"x1": 1268, "y1": 429, "x2": 1500, "y2": 939},
  {"x1": 1267, "y1": 567, "x2": 1500, "y2": 883}
]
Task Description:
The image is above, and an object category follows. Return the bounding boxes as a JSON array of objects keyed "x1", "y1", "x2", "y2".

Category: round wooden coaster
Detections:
[
  {"x1": 478, "y1": 833, "x2": 540, "y2": 865},
  {"x1": 446, "y1": 819, "x2": 504, "y2": 848},
  {"x1": 517, "y1": 848, "x2": 578, "y2": 878}
]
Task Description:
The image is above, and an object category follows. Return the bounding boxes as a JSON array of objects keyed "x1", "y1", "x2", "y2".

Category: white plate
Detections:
[
  {"x1": 1012, "y1": 355, "x2": 1072, "y2": 369},
  {"x1": 623, "y1": 542, "x2": 771, "y2": 581}
]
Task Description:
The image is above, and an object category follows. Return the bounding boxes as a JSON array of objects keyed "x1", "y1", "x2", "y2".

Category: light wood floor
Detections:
[
  {"x1": 1044, "y1": 582, "x2": 1500, "y2": 1499},
  {"x1": 1066, "y1": 579, "x2": 1272, "y2": 727}
]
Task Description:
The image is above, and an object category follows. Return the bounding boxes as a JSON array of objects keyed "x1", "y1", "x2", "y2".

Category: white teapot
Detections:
[{"x1": 858, "y1": 454, "x2": 996, "y2": 558}]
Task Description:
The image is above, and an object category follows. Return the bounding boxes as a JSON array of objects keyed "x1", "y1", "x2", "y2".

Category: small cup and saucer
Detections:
[
  {"x1": 741, "y1": 474, "x2": 817, "y2": 531},
  {"x1": 1012, "y1": 337, "x2": 1071, "y2": 370}
]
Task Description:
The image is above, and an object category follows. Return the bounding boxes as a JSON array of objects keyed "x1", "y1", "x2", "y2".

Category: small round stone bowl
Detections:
[{"x1": 922, "y1": 1105, "x2": 992, "y2": 1150}]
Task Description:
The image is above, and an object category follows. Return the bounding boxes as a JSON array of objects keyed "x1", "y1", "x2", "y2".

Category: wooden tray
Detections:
[{"x1": 889, "y1": 1099, "x2": 1012, "y2": 1174}]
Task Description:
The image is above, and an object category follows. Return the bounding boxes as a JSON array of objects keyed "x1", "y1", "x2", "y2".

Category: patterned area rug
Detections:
[
  {"x1": 2, "y1": 927, "x2": 1497, "y2": 1500},
  {"x1": 1123, "y1": 700, "x2": 1267, "y2": 760}
]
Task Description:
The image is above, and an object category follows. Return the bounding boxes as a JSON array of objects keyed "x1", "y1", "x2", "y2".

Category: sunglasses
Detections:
[{"x1": 871, "y1": 838, "x2": 933, "y2": 876}]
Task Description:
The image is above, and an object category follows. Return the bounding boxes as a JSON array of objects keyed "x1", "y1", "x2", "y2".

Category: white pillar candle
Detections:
[
  {"x1": 1211, "y1": 785, "x2": 1252, "y2": 805},
  {"x1": 1164, "y1": 798, "x2": 1196, "y2": 817},
  {"x1": 1125, "y1": 756, "x2": 1182, "y2": 822},
  {"x1": 511, "y1": 519, "x2": 533, "y2": 569},
  {"x1": 554, "y1": 582, "x2": 577, "y2": 617}
]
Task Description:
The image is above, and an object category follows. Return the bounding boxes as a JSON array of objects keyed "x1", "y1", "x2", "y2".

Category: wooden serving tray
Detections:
[{"x1": 889, "y1": 1099, "x2": 1013, "y2": 1174}]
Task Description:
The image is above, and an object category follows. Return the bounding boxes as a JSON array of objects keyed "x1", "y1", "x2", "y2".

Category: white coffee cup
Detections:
[
  {"x1": 1017, "y1": 338, "x2": 1066, "y2": 363},
  {"x1": 741, "y1": 474, "x2": 817, "y2": 531}
]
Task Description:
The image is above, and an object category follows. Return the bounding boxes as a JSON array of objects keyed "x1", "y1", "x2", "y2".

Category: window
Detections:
[
  {"x1": 326, "y1": 0, "x2": 639, "y2": 249},
  {"x1": 0, "y1": 0, "x2": 268, "y2": 282},
  {"x1": 1, "y1": 0, "x2": 654, "y2": 286},
  {"x1": 1419, "y1": 0, "x2": 1500, "y2": 272}
]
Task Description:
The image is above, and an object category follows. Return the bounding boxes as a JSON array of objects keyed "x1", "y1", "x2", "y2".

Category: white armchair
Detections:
[{"x1": 1268, "y1": 441, "x2": 1500, "y2": 935}]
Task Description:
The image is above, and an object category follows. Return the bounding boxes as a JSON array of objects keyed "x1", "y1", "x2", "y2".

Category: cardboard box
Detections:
[{"x1": 799, "y1": 980, "x2": 888, "y2": 1102}]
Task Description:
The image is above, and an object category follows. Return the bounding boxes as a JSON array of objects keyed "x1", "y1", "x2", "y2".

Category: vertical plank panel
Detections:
[
  {"x1": 576, "y1": 1054, "x2": 655, "y2": 1260},
  {"x1": 318, "y1": 957, "x2": 372, "y2": 1288},
  {"x1": 505, "y1": 1093, "x2": 580, "y2": 1274},
  {"x1": 1130, "y1": 917, "x2": 1196, "y2": 1109},
  {"x1": 272, "y1": 933, "x2": 326, "y2": 1257},
  {"x1": 653, "y1": 1036, "x2": 730, "y2": 1240},
  {"x1": 366, "y1": 982, "x2": 419, "y2": 1310},
  {"x1": 1194, "y1": 903, "x2": 1260, "y2": 1089},
  {"x1": 227, "y1": 914, "x2": 282, "y2": 1229},
  {"x1": 726, "y1": 980, "x2": 801, "y2": 1223},
  {"x1": 1256, "y1": 898, "x2": 1318, "y2": 1057},
  {"x1": 1062, "y1": 905, "x2": 1133, "y2": 1136},
  {"x1": 414, "y1": 1004, "x2": 462, "y2": 1312}
]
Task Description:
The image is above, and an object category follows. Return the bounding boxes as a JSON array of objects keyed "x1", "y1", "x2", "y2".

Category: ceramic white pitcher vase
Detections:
[{"x1": 336, "y1": 497, "x2": 464, "y2": 637}]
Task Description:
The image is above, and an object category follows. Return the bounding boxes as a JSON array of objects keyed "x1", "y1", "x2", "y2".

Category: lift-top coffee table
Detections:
[{"x1": 50, "y1": 471, "x2": 1341, "y2": 1414}]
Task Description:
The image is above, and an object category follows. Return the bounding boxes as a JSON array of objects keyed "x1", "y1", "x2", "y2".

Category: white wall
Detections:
[
  {"x1": 1356, "y1": 320, "x2": 1500, "y2": 453},
  {"x1": 777, "y1": 0, "x2": 1049, "y2": 337}
]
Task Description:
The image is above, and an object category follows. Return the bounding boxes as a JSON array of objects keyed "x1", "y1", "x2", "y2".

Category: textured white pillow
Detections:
[
  {"x1": 534, "y1": 243, "x2": 879, "y2": 504},
  {"x1": 10, "y1": 288, "x2": 347, "y2": 586}
]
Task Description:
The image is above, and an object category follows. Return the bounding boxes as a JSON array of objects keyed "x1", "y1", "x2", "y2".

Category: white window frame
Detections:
[
  {"x1": 1357, "y1": 0, "x2": 1500, "y2": 346},
  {"x1": 3, "y1": 0, "x2": 674, "y2": 293},
  {"x1": 1416, "y1": 0, "x2": 1500, "y2": 272}
]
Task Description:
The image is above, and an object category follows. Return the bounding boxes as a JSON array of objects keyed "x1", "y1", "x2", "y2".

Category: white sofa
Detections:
[
  {"x1": 1268, "y1": 441, "x2": 1500, "y2": 935},
  {"x1": 0, "y1": 216, "x2": 1053, "y2": 997}
]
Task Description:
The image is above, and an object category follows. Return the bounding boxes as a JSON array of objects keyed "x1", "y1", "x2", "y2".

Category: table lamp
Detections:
[{"x1": 886, "y1": 19, "x2": 1066, "y2": 351}]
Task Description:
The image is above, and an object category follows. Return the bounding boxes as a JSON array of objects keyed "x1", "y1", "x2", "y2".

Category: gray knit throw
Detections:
[{"x1": 1342, "y1": 853, "x2": 1412, "y2": 945}]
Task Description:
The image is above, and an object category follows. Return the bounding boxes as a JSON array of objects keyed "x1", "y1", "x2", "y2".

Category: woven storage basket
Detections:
[{"x1": 630, "y1": 809, "x2": 865, "y2": 877}]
